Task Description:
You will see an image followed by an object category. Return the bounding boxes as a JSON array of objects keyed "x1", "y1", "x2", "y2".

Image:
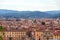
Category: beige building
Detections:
[{"x1": 0, "y1": 31, "x2": 54, "y2": 40}]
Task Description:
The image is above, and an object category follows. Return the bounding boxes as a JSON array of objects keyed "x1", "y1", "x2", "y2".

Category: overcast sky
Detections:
[{"x1": 0, "y1": 0, "x2": 60, "y2": 11}]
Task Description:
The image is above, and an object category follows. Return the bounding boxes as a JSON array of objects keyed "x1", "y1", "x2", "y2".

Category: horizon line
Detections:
[{"x1": 0, "y1": 9, "x2": 60, "y2": 12}]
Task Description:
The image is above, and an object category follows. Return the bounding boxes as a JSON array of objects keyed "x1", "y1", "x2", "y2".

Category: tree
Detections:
[
  {"x1": 0, "y1": 26, "x2": 5, "y2": 40},
  {"x1": 0, "y1": 36, "x2": 2, "y2": 40},
  {"x1": 0, "y1": 26, "x2": 3, "y2": 31},
  {"x1": 41, "y1": 22, "x2": 45, "y2": 25}
]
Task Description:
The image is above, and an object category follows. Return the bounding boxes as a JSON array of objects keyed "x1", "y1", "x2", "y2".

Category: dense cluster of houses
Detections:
[{"x1": 0, "y1": 18, "x2": 60, "y2": 40}]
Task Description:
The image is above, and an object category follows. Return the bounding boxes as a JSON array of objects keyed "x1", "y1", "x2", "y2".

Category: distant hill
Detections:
[
  {"x1": 46, "y1": 10, "x2": 60, "y2": 18},
  {"x1": 0, "y1": 9, "x2": 60, "y2": 18},
  {"x1": 46, "y1": 10, "x2": 60, "y2": 14}
]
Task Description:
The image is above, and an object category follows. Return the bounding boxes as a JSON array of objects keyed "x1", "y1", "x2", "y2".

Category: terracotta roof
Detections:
[{"x1": 54, "y1": 30, "x2": 60, "y2": 35}]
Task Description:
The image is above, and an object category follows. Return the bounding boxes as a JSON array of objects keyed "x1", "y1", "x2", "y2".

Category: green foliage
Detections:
[
  {"x1": 0, "y1": 26, "x2": 4, "y2": 40},
  {"x1": 0, "y1": 36, "x2": 2, "y2": 40},
  {"x1": 0, "y1": 26, "x2": 3, "y2": 31}
]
